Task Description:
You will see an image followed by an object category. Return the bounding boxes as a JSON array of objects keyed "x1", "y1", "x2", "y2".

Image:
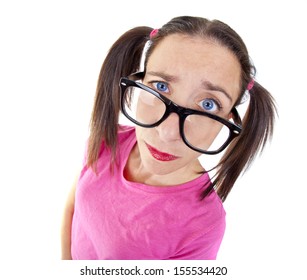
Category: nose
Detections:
[{"x1": 156, "y1": 113, "x2": 181, "y2": 142}]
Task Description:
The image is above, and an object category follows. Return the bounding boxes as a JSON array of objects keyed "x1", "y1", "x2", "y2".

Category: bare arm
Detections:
[{"x1": 61, "y1": 175, "x2": 78, "y2": 260}]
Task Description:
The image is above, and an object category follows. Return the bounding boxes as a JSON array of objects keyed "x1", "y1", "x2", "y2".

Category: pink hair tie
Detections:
[
  {"x1": 150, "y1": 29, "x2": 159, "y2": 39},
  {"x1": 247, "y1": 79, "x2": 255, "y2": 91}
]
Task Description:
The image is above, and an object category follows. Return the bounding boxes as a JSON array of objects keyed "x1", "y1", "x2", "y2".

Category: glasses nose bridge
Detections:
[{"x1": 166, "y1": 100, "x2": 187, "y2": 120}]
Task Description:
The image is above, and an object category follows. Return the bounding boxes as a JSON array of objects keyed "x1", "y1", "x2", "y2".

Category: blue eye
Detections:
[
  {"x1": 154, "y1": 82, "x2": 169, "y2": 93},
  {"x1": 199, "y1": 98, "x2": 220, "y2": 112}
]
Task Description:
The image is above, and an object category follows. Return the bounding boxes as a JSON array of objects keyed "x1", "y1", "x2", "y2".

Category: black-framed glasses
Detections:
[{"x1": 119, "y1": 72, "x2": 242, "y2": 154}]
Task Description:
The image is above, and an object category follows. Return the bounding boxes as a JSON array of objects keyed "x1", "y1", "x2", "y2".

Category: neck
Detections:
[{"x1": 124, "y1": 143, "x2": 205, "y2": 187}]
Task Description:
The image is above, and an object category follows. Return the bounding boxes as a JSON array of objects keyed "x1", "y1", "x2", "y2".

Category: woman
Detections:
[{"x1": 61, "y1": 16, "x2": 276, "y2": 260}]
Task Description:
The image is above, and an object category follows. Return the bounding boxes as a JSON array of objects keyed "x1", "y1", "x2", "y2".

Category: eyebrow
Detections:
[
  {"x1": 146, "y1": 70, "x2": 233, "y2": 103},
  {"x1": 146, "y1": 71, "x2": 178, "y2": 82},
  {"x1": 201, "y1": 80, "x2": 233, "y2": 103}
]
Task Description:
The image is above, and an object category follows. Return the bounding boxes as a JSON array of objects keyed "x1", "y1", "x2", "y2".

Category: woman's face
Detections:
[{"x1": 130, "y1": 34, "x2": 241, "y2": 185}]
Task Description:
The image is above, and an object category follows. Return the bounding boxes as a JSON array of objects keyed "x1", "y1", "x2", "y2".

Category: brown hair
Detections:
[{"x1": 87, "y1": 16, "x2": 277, "y2": 202}]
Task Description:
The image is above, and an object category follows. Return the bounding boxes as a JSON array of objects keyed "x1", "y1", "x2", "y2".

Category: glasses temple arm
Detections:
[{"x1": 231, "y1": 108, "x2": 242, "y2": 127}]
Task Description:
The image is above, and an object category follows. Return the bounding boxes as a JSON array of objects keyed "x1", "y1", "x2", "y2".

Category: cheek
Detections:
[
  {"x1": 136, "y1": 92, "x2": 166, "y2": 124},
  {"x1": 135, "y1": 126, "x2": 146, "y2": 144},
  {"x1": 183, "y1": 116, "x2": 224, "y2": 151}
]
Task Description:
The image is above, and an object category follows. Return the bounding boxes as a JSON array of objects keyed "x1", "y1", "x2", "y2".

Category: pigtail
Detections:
[
  {"x1": 204, "y1": 82, "x2": 277, "y2": 202},
  {"x1": 87, "y1": 26, "x2": 153, "y2": 169}
]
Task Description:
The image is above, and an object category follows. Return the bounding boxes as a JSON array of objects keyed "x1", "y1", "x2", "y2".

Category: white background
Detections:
[{"x1": 1, "y1": 0, "x2": 306, "y2": 279}]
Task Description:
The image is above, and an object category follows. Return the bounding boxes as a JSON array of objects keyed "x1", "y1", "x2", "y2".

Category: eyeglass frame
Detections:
[{"x1": 119, "y1": 72, "x2": 242, "y2": 155}]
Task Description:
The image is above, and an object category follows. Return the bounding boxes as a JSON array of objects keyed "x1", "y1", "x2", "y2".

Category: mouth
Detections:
[{"x1": 145, "y1": 143, "x2": 180, "y2": 162}]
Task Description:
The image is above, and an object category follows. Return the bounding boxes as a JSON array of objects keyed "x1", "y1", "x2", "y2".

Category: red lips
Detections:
[{"x1": 145, "y1": 143, "x2": 179, "y2": 161}]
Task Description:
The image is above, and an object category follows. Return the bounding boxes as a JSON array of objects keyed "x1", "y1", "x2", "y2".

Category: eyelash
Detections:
[
  {"x1": 147, "y1": 80, "x2": 223, "y2": 112},
  {"x1": 198, "y1": 98, "x2": 223, "y2": 113},
  {"x1": 149, "y1": 81, "x2": 170, "y2": 93}
]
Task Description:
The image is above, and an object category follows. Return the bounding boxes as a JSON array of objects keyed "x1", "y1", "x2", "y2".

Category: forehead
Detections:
[{"x1": 146, "y1": 34, "x2": 242, "y2": 101}]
